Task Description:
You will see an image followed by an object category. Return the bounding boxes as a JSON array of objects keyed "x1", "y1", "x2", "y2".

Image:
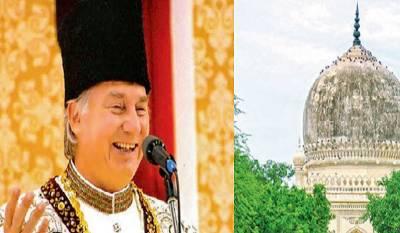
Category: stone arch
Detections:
[
  {"x1": 355, "y1": 175, "x2": 362, "y2": 186},
  {"x1": 346, "y1": 226, "x2": 367, "y2": 233},
  {"x1": 330, "y1": 176, "x2": 335, "y2": 185},
  {"x1": 324, "y1": 175, "x2": 329, "y2": 185},
  {"x1": 337, "y1": 176, "x2": 341, "y2": 185},
  {"x1": 343, "y1": 175, "x2": 348, "y2": 186},
  {"x1": 362, "y1": 175, "x2": 368, "y2": 186},
  {"x1": 366, "y1": 177, "x2": 371, "y2": 186}
]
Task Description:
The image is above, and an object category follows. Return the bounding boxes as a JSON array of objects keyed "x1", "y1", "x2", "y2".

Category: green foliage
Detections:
[
  {"x1": 234, "y1": 149, "x2": 263, "y2": 233},
  {"x1": 234, "y1": 96, "x2": 332, "y2": 233},
  {"x1": 234, "y1": 150, "x2": 332, "y2": 233},
  {"x1": 365, "y1": 171, "x2": 400, "y2": 233},
  {"x1": 234, "y1": 95, "x2": 250, "y2": 155}
]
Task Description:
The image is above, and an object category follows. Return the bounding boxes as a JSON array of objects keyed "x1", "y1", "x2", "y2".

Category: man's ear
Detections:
[{"x1": 66, "y1": 100, "x2": 81, "y2": 136}]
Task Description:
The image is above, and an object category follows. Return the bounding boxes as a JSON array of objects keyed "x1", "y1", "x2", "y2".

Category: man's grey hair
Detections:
[{"x1": 64, "y1": 90, "x2": 90, "y2": 159}]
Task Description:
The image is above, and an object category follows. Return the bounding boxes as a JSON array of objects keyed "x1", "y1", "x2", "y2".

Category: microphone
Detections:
[
  {"x1": 142, "y1": 135, "x2": 177, "y2": 174},
  {"x1": 143, "y1": 135, "x2": 181, "y2": 233}
]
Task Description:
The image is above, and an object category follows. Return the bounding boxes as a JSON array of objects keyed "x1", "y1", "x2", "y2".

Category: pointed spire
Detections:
[
  {"x1": 298, "y1": 136, "x2": 302, "y2": 149},
  {"x1": 353, "y1": 2, "x2": 361, "y2": 46}
]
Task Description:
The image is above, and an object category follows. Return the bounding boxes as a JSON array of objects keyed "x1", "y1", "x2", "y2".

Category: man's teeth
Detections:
[{"x1": 114, "y1": 142, "x2": 137, "y2": 151}]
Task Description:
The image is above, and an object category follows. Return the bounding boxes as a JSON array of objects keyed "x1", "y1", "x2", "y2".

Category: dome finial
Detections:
[{"x1": 353, "y1": 2, "x2": 361, "y2": 46}]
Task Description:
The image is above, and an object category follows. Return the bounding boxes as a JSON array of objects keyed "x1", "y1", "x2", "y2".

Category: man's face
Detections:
[{"x1": 75, "y1": 81, "x2": 149, "y2": 184}]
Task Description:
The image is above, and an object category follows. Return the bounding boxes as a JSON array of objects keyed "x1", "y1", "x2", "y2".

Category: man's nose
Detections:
[{"x1": 122, "y1": 111, "x2": 141, "y2": 134}]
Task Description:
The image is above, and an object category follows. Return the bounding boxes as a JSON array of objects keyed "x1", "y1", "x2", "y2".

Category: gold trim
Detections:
[
  {"x1": 57, "y1": 173, "x2": 161, "y2": 233},
  {"x1": 132, "y1": 183, "x2": 161, "y2": 233},
  {"x1": 61, "y1": 173, "x2": 90, "y2": 233},
  {"x1": 66, "y1": 162, "x2": 133, "y2": 214}
]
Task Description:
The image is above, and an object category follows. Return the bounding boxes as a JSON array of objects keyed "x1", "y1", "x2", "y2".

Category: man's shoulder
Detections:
[{"x1": 144, "y1": 194, "x2": 169, "y2": 215}]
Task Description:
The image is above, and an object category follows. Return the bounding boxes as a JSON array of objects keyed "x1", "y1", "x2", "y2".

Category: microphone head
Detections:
[
  {"x1": 142, "y1": 135, "x2": 165, "y2": 165},
  {"x1": 142, "y1": 135, "x2": 177, "y2": 174}
]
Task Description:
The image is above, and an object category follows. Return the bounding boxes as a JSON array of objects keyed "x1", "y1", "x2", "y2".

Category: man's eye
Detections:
[
  {"x1": 111, "y1": 104, "x2": 125, "y2": 111},
  {"x1": 136, "y1": 107, "x2": 147, "y2": 115}
]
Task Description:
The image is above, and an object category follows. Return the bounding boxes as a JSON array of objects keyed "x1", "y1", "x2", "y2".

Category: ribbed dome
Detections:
[
  {"x1": 303, "y1": 45, "x2": 400, "y2": 147},
  {"x1": 296, "y1": 4, "x2": 400, "y2": 233}
]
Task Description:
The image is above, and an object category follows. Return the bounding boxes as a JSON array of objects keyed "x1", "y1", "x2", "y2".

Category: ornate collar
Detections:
[
  {"x1": 65, "y1": 161, "x2": 133, "y2": 214},
  {"x1": 41, "y1": 175, "x2": 161, "y2": 233}
]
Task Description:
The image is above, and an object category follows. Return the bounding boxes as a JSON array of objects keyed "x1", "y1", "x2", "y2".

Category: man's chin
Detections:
[
  {"x1": 110, "y1": 163, "x2": 138, "y2": 179},
  {"x1": 103, "y1": 170, "x2": 135, "y2": 190}
]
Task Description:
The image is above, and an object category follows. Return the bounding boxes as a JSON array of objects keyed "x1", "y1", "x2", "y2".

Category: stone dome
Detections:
[
  {"x1": 296, "y1": 4, "x2": 400, "y2": 233},
  {"x1": 303, "y1": 45, "x2": 400, "y2": 149}
]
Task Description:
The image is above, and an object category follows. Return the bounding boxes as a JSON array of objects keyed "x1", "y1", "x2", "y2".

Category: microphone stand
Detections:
[{"x1": 161, "y1": 166, "x2": 181, "y2": 233}]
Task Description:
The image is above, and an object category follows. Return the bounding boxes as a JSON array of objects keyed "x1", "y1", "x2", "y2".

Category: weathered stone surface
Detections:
[
  {"x1": 295, "y1": 45, "x2": 400, "y2": 233},
  {"x1": 304, "y1": 46, "x2": 400, "y2": 146}
]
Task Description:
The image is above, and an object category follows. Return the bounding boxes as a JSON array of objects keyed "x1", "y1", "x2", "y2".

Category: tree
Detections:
[
  {"x1": 234, "y1": 148, "x2": 263, "y2": 233},
  {"x1": 365, "y1": 171, "x2": 400, "y2": 233},
  {"x1": 234, "y1": 96, "x2": 332, "y2": 233}
]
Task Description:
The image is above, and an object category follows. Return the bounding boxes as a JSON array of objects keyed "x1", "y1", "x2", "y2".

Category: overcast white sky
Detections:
[{"x1": 234, "y1": 0, "x2": 400, "y2": 164}]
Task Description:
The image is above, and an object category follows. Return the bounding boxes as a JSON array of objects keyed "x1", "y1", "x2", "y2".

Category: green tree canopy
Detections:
[
  {"x1": 234, "y1": 96, "x2": 332, "y2": 233},
  {"x1": 365, "y1": 171, "x2": 400, "y2": 233}
]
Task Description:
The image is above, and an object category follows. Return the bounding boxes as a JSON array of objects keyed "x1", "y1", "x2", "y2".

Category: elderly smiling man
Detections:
[{"x1": 0, "y1": 0, "x2": 196, "y2": 233}]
